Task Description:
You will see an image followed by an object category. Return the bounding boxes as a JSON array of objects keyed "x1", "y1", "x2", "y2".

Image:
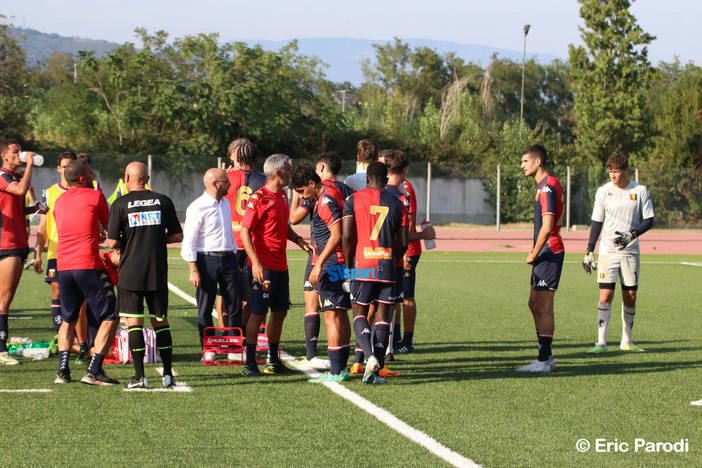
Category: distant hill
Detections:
[{"x1": 10, "y1": 27, "x2": 561, "y2": 85}]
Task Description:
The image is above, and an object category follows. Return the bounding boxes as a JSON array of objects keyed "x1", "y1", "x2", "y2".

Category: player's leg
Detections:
[
  {"x1": 0, "y1": 253, "x2": 24, "y2": 364},
  {"x1": 398, "y1": 255, "x2": 420, "y2": 353},
  {"x1": 215, "y1": 294, "x2": 226, "y2": 328},
  {"x1": 220, "y1": 254, "x2": 240, "y2": 331},
  {"x1": 243, "y1": 268, "x2": 271, "y2": 376},
  {"x1": 119, "y1": 287, "x2": 147, "y2": 388},
  {"x1": 148, "y1": 289, "x2": 175, "y2": 387},
  {"x1": 302, "y1": 259, "x2": 322, "y2": 362},
  {"x1": 588, "y1": 254, "x2": 617, "y2": 353},
  {"x1": 262, "y1": 271, "x2": 291, "y2": 373},
  {"x1": 237, "y1": 251, "x2": 252, "y2": 336},
  {"x1": 619, "y1": 254, "x2": 642, "y2": 351},
  {"x1": 81, "y1": 269, "x2": 119, "y2": 385},
  {"x1": 55, "y1": 270, "x2": 82, "y2": 381},
  {"x1": 46, "y1": 260, "x2": 63, "y2": 333}
]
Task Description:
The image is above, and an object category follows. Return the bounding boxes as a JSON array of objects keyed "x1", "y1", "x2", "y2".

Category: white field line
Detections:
[
  {"x1": 123, "y1": 366, "x2": 192, "y2": 393},
  {"x1": 169, "y1": 281, "x2": 478, "y2": 468},
  {"x1": 0, "y1": 389, "x2": 52, "y2": 393},
  {"x1": 8, "y1": 316, "x2": 34, "y2": 320}
]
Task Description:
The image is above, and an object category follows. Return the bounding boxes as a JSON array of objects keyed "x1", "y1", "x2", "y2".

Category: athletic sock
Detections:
[
  {"x1": 304, "y1": 312, "x2": 320, "y2": 360},
  {"x1": 393, "y1": 322, "x2": 401, "y2": 344},
  {"x1": 0, "y1": 314, "x2": 8, "y2": 352},
  {"x1": 128, "y1": 326, "x2": 146, "y2": 379},
  {"x1": 245, "y1": 342, "x2": 257, "y2": 367},
  {"x1": 51, "y1": 301, "x2": 62, "y2": 332},
  {"x1": 268, "y1": 342, "x2": 280, "y2": 364},
  {"x1": 401, "y1": 331, "x2": 414, "y2": 347},
  {"x1": 622, "y1": 305, "x2": 636, "y2": 344},
  {"x1": 328, "y1": 346, "x2": 344, "y2": 375},
  {"x1": 341, "y1": 344, "x2": 350, "y2": 369},
  {"x1": 154, "y1": 325, "x2": 173, "y2": 377},
  {"x1": 58, "y1": 350, "x2": 70, "y2": 373},
  {"x1": 353, "y1": 316, "x2": 373, "y2": 361},
  {"x1": 79, "y1": 341, "x2": 88, "y2": 354},
  {"x1": 88, "y1": 353, "x2": 105, "y2": 375},
  {"x1": 597, "y1": 302, "x2": 612, "y2": 346},
  {"x1": 374, "y1": 321, "x2": 390, "y2": 368},
  {"x1": 353, "y1": 343, "x2": 363, "y2": 364},
  {"x1": 537, "y1": 334, "x2": 553, "y2": 361}
]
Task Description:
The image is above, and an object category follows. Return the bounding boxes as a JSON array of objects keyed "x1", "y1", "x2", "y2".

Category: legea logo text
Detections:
[{"x1": 327, "y1": 264, "x2": 383, "y2": 281}]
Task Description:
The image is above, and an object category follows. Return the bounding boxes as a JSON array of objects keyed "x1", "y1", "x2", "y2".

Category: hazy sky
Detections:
[{"x1": 3, "y1": 0, "x2": 699, "y2": 65}]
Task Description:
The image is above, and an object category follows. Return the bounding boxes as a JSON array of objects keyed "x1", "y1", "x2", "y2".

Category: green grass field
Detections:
[{"x1": 1, "y1": 250, "x2": 702, "y2": 467}]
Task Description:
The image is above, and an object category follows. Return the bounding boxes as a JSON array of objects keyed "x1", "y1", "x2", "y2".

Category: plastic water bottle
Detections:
[
  {"x1": 421, "y1": 220, "x2": 436, "y2": 250},
  {"x1": 19, "y1": 152, "x2": 44, "y2": 166},
  {"x1": 22, "y1": 348, "x2": 49, "y2": 360}
]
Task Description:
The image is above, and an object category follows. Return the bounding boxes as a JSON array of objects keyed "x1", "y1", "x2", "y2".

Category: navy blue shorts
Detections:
[
  {"x1": 350, "y1": 280, "x2": 396, "y2": 306},
  {"x1": 45, "y1": 258, "x2": 58, "y2": 283},
  {"x1": 58, "y1": 269, "x2": 117, "y2": 324},
  {"x1": 393, "y1": 265, "x2": 405, "y2": 303},
  {"x1": 531, "y1": 249, "x2": 565, "y2": 291},
  {"x1": 117, "y1": 287, "x2": 168, "y2": 320},
  {"x1": 303, "y1": 257, "x2": 318, "y2": 293},
  {"x1": 402, "y1": 254, "x2": 420, "y2": 299},
  {"x1": 318, "y1": 260, "x2": 351, "y2": 311},
  {"x1": 0, "y1": 247, "x2": 29, "y2": 263},
  {"x1": 250, "y1": 269, "x2": 290, "y2": 314}
]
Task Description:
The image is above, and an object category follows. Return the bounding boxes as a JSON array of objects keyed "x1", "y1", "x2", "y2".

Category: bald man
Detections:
[
  {"x1": 181, "y1": 168, "x2": 240, "y2": 361},
  {"x1": 107, "y1": 162, "x2": 183, "y2": 389}
]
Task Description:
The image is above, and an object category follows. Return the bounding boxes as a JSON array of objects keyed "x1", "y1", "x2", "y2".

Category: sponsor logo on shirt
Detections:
[
  {"x1": 128, "y1": 199, "x2": 161, "y2": 208},
  {"x1": 362, "y1": 247, "x2": 392, "y2": 259},
  {"x1": 128, "y1": 211, "x2": 162, "y2": 227}
]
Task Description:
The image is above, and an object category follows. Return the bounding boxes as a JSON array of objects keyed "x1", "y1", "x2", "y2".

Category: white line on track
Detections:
[
  {"x1": 0, "y1": 389, "x2": 52, "y2": 393},
  {"x1": 168, "y1": 281, "x2": 479, "y2": 468}
]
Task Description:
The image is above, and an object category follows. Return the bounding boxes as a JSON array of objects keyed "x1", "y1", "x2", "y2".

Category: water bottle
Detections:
[
  {"x1": 19, "y1": 152, "x2": 45, "y2": 166},
  {"x1": 421, "y1": 220, "x2": 436, "y2": 250},
  {"x1": 22, "y1": 348, "x2": 50, "y2": 360}
]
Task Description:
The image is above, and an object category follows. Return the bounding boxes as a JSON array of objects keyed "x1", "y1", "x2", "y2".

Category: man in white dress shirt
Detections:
[
  {"x1": 582, "y1": 153, "x2": 654, "y2": 353},
  {"x1": 181, "y1": 168, "x2": 239, "y2": 346}
]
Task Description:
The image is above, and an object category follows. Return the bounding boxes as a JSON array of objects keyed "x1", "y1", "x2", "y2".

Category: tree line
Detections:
[{"x1": 1, "y1": 0, "x2": 700, "y2": 223}]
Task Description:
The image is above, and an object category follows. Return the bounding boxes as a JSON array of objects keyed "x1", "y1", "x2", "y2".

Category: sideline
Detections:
[{"x1": 167, "y1": 281, "x2": 479, "y2": 468}]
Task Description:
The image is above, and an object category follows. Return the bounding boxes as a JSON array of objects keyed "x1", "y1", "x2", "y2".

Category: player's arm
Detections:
[
  {"x1": 614, "y1": 217, "x2": 654, "y2": 249},
  {"x1": 289, "y1": 190, "x2": 310, "y2": 225},
  {"x1": 527, "y1": 214, "x2": 553, "y2": 265},
  {"x1": 167, "y1": 232, "x2": 184, "y2": 244},
  {"x1": 3, "y1": 153, "x2": 36, "y2": 196},
  {"x1": 342, "y1": 216, "x2": 356, "y2": 269},
  {"x1": 287, "y1": 224, "x2": 312, "y2": 253},
  {"x1": 310, "y1": 222, "x2": 341, "y2": 286},
  {"x1": 33, "y1": 213, "x2": 47, "y2": 274},
  {"x1": 106, "y1": 239, "x2": 121, "y2": 249},
  {"x1": 582, "y1": 220, "x2": 602, "y2": 274}
]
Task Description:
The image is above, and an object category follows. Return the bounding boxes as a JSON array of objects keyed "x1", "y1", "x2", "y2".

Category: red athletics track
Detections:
[{"x1": 285, "y1": 228, "x2": 702, "y2": 255}]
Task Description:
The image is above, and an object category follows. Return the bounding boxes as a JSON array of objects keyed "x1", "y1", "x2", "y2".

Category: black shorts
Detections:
[
  {"x1": 402, "y1": 254, "x2": 420, "y2": 299},
  {"x1": 318, "y1": 261, "x2": 351, "y2": 311},
  {"x1": 250, "y1": 269, "x2": 290, "y2": 314},
  {"x1": 45, "y1": 258, "x2": 58, "y2": 283},
  {"x1": 350, "y1": 280, "x2": 396, "y2": 306},
  {"x1": 0, "y1": 247, "x2": 30, "y2": 263},
  {"x1": 117, "y1": 287, "x2": 169, "y2": 321},
  {"x1": 58, "y1": 269, "x2": 117, "y2": 324},
  {"x1": 303, "y1": 258, "x2": 318, "y2": 293},
  {"x1": 531, "y1": 249, "x2": 565, "y2": 291},
  {"x1": 393, "y1": 265, "x2": 405, "y2": 303}
]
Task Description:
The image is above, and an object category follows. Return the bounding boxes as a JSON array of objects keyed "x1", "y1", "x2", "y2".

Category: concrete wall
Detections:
[{"x1": 29, "y1": 167, "x2": 495, "y2": 225}]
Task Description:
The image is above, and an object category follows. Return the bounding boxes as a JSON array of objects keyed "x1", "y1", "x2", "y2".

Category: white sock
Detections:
[
  {"x1": 596, "y1": 302, "x2": 611, "y2": 346},
  {"x1": 622, "y1": 304, "x2": 636, "y2": 344}
]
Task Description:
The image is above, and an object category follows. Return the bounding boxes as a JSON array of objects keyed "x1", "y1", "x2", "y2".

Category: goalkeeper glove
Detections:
[
  {"x1": 614, "y1": 230, "x2": 638, "y2": 249},
  {"x1": 582, "y1": 251, "x2": 597, "y2": 275}
]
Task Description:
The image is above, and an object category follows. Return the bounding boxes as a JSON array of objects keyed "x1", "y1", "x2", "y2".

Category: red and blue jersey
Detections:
[
  {"x1": 343, "y1": 187, "x2": 409, "y2": 283},
  {"x1": 242, "y1": 186, "x2": 290, "y2": 271},
  {"x1": 386, "y1": 184, "x2": 412, "y2": 266},
  {"x1": 311, "y1": 184, "x2": 345, "y2": 265},
  {"x1": 225, "y1": 169, "x2": 266, "y2": 250},
  {"x1": 533, "y1": 174, "x2": 564, "y2": 255},
  {"x1": 0, "y1": 169, "x2": 28, "y2": 250},
  {"x1": 403, "y1": 179, "x2": 422, "y2": 257}
]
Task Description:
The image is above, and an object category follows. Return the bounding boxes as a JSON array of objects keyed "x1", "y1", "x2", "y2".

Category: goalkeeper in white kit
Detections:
[{"x1": 582, "y1": 153, "x2": 654, "y2": 353}]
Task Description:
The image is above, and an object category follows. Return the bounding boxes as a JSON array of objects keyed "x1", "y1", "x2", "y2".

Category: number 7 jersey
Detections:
[{"x1": 343, "y1": 187, "x2": 409, "y2": 283}]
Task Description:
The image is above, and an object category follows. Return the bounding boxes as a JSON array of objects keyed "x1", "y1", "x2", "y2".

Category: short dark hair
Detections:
[
  {"x1": 366, "y1": 161, "x2": 388, "y2": 184},
  {"x1": 291, "y1": 164, "x2": 321, "y2": 189},
  {"x1": 316, "y1": 151, "x2": 342, "y2": 175},
  {"x1": 383, "y1": 150, "x2": 410, "y2": 174},
  {"x1": 606, "y1": 153, "x2": 628, "y2": 170},
  {"x1": 357, "y1": 139, "x2": 378, "y2": 164},
  {"x1": 0, "y1": 139, "x2": 19, "y2": 154},
  {"x1": 76, "y1": 152, "x2": 92, "y2": 165},
  {"x1": 57, "y1": 151, "x2": 77, "y2": 166},
  {"x1": 234, "y1": 141, "x2": 257, "y2": 166},
  {"x1": 522, "y1": 144, "x2": 548, "y2": 167},
  {"x1": 64, "y1": 160, "x2": 87, "y2": 186}
]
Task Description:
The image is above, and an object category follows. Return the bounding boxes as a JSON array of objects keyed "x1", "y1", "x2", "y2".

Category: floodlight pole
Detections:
[{"x1": 519, "y1": 24, "x2": 530, "y2": 146}]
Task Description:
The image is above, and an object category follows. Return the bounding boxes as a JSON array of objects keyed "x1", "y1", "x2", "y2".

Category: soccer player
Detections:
[
  {"x1": 0, "y1": 139, "x2": 43, "y2": 365},
  {"x1": 33, "y1": 152, "x2": 88, "y2": 358},
  {"x1": 291, "y1": 165, "x2": 351, "y2": 382},
  {"x1": 517, "y1": 144, "x2": 563, "y2": 373},
  {"x1": 343, "y1": 139, "x2": 378, "y2": 192},
  {"x1": 342, "y1": 161, "x2": 409, "y2": 384},
  {"x1": 53, "y1": 160, "x2": 119, "y2": 385},
  {"x1": 240, "y1": 154, "x2": 312, "y2": 376},
  {"x1": 223, "y1": 139, "x2": 266, "y2": 335},
  {"x1": 582, "y1": 153, "x2": 654, "y2": 353},
  {"x1": 107, "y1": 162, "x2": 183, "y2": 389}
]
